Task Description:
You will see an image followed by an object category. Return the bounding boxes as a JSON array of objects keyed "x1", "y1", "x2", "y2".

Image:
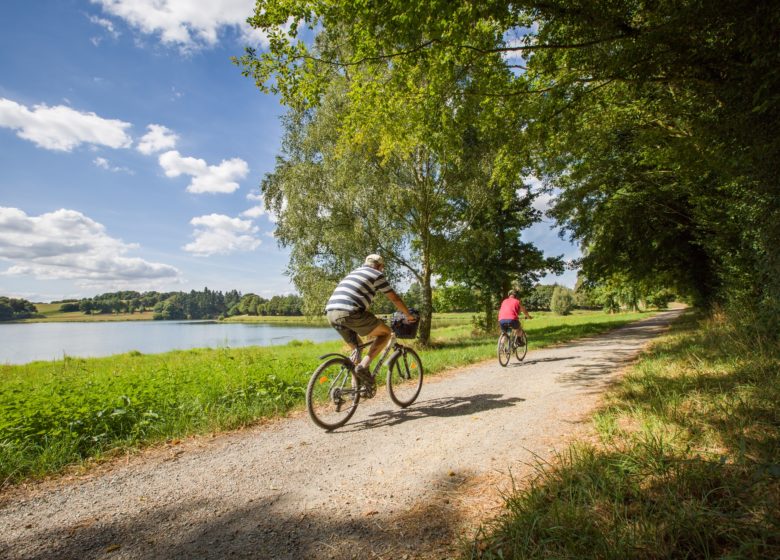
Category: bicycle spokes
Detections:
[
  {"x1": 387, "y1": 347, "x2": 423, "y2": 408},
  {"x1": 306, "y1": 358, "x2": 361, "y2": 430}
]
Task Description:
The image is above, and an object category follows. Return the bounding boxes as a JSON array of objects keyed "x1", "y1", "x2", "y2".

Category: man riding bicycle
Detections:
[
  {"x1": 498, "y1": 289, "x2": 532, "y2": 338},
  {"x1": 325, "y1": 254, "x2": 416, "y2": 387}
]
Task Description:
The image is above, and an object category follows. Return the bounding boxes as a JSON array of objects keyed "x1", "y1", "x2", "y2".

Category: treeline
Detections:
[
  {"x1": 3, "y1": 279, "x2": 673, "y2": 324},
  {"x1": 374, "y1": 281, "x2": 675, "y2": 315},
  {"x1": 0, "y1": 297, "x2": 40, "y2": 321},
  {"x1": 54, "y1": 289, "x2": 304, "y2": 320},
  {"x1": 523, "y1": 282, "x2": 675, "y2": 314}
]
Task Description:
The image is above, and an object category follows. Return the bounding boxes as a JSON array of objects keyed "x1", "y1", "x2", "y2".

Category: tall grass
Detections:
[
  {"x1": 468, "y1": 311, "x2": 780, "y2": 559},
  {"x1": 0, "y1": 311, "x2": 646, "y2": 484}
]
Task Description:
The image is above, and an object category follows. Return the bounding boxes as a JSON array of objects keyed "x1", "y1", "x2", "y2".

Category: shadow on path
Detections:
[
  {"x1": 340, "y1": 393, "x2": 525, "y2": 432},
  {"x1": 3, "y1": 471, "x2": 477, "y2": 560},
  {"x1": 510, "y1": 355, "x2": 580, "y2": 367}
]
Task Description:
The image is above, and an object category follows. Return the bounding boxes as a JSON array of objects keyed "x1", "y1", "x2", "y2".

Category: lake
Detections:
[{"x1": 0, "y1": 321, "x2": 342, "y2": 365}]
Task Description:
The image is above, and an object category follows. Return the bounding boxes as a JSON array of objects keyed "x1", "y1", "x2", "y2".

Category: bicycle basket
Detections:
[{"x1": 390, "y1": 309, "x2": 420, "y2": 339}]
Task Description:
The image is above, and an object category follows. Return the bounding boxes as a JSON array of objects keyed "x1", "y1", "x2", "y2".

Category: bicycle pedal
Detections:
[{"x1": 362, "y1": 383, "x2": 377, "y2": 399}]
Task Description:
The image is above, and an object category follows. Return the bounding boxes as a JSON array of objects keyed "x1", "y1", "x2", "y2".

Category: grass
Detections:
[
  {"x1": 467, "y1": 311, "x2": 780, "y2": 559},
  {"x1": 222, "y1": 314, "x2": 330, "y2": 326},
  {"x1": 0, "y1": 310, "x2": 648, "y2": 485},
  {"x1": 26, "y1": 303, "x2": 155, "y2": 322}
]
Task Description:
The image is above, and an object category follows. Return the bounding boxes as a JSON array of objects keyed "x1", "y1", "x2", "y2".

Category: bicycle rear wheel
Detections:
[
  {"x1": 386, "y1": 347, "x2": 423, "y2": 408},
  {"x1": 514, "y1": 331, "x2": 528, "y2": 361},
  {"x1": 306, "y1": 357, "x2": 360, "y2": 430},
  {"x1": 497, "y1": 333, "x2": 511, "y2": 367}
]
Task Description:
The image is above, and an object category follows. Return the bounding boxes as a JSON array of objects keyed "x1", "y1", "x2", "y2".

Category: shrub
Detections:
[{"x1": 550, "y1": 286, "x2": 574, "y2": 315}]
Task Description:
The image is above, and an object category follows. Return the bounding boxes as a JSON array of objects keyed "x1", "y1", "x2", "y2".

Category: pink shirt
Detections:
[{"x1": 498, "y1": 298, "x2": 521, "y2": 321}]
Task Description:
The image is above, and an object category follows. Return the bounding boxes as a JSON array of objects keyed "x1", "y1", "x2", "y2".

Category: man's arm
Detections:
[
  {"x1": 518, "y1": 299, "x2": 532, "y2": 320},
  {"x1": 386, "y1": 290, "x2": 416, "y2": 322}
]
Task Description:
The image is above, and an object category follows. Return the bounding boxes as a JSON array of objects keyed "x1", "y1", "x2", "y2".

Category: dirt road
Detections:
[{"x1": 0, "y1": 311, "x2": 681, "y2": 559}]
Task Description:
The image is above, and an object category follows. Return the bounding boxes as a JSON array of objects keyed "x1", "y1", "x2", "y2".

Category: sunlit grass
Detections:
[
  {"x1": 23, "y1": 302, "x2": 155, "y2": 322},
  {"x1": 468, "y1": 311, "x2": 780, "y2": 559}
]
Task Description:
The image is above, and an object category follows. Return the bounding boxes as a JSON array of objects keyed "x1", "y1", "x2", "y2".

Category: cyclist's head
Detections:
[
  {"x1": 364, "y1": 254, "x2": 384, "y2": 269},
  {"x1": 508, "y1": 290, "x2": 517, "y2": 298}
]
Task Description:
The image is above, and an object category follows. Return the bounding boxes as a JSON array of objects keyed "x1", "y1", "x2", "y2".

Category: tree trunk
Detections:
[
  {"x1": 418, "y1": 260, "x2": 433, "y2": 345},
  {"x1": 481, "y1": 292, "x2": 496, "y2": 335}
]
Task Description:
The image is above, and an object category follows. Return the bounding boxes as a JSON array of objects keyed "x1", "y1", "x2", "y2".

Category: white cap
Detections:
[{"x1": 364, "y1": 254, "x2": 384, "y2": 267}]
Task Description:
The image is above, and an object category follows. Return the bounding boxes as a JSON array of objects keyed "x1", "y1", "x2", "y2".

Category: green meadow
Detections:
[
  {"x1": 25, "y1": 303, "x2": 155, "y2": 323},
  {"x1": 0, "y1": 311, "x2": 646, "y2": 484}
]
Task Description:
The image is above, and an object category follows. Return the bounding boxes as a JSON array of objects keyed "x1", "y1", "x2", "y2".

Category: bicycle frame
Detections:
[{"x1": 318, "y1": 330, "x2": 400, "y2": 380}]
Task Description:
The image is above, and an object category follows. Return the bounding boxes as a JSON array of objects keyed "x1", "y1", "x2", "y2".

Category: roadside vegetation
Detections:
[
  {"x1": 0, "y1": 310, "x2": 646, "y2": 485},
  {"x1": 468, "y1": 311, "x2": 780, "y2": 559}
]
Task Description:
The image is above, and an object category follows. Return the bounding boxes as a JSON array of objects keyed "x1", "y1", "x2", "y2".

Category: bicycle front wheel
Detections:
[
  {"x1": 514, "y1": 331, "x2": 528, "y2": 361},
  {"x1": 306, "y1": 357, "x2": 360, "y2": 430},
  {"x1": 497, "y1": 333, "x2": 511, "y2": 367},
  {"x1": 386, "y1": 347, "x2": 423, "y2": 408}
]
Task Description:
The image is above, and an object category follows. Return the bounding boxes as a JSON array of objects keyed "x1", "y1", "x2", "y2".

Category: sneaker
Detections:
[{"x1": 353, "y1": 364, "x2": 373, "y2": 386}]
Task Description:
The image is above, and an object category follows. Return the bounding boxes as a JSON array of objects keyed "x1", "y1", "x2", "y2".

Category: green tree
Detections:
[
  {"x1": 153, "y1": 295, "x2": 186, "y2": 320},
  {"x1": 257, "y1": 61, "x2": 521, "y2": 343},
  {"x1": 573, "y1": 276, "x2": 599, "y2": 310},
  {"x1": 550, "y1": 285, "x2": 574, "y2": 316},
  {"x1": 432, "y1": 283, "x2": 478, "y2": 313},
  {"x1": 645, "y1": 288, "x2": 675, "y2": 310},
  {"x1": 524, "y1": 284, "x2": 556, "y2": 312},
  {"x1": 239, "y1": 0, "x2": 780, "y2": 338},
  {"x1": 0, "y1": 302, "x2": 12, "y2": 321}
]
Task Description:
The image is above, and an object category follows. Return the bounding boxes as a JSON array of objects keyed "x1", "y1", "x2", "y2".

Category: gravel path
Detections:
[{"x1": 0, "y1": 311, "x2": 681, "y2": 560}]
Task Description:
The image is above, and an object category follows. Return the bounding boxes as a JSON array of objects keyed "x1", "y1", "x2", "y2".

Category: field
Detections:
[
  {"x1": 0, "y1": 310, "x2": 648, "y2": 483},
  {"x1": 26, "y1": 306, "x2": 480, "y2": 326},
  {"x1": 29, "y1": 303, "x2": 155, "y2": 322}
]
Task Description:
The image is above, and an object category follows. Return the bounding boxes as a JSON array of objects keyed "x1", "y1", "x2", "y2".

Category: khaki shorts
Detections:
[{"x1": 327, "y1": 309, "x2": 383, "y2": 344}]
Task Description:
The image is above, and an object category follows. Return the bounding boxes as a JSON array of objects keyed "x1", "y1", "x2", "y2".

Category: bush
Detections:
[{"x1": 550, "y1": 286, "x2": 574, "y2": 315}]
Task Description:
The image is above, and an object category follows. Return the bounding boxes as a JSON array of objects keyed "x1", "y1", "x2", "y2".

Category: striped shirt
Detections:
[{"x1": 325, "y1": 266, "x2": 393, "y2": 313}]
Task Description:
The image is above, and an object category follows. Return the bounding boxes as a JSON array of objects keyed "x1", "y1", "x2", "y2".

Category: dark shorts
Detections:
[
  {"x1": 499, "y1": 319, "x2": 520, "y2": 332},
  {"x1": 327, "y1": 310, "x2": 384, "y2": 345}
]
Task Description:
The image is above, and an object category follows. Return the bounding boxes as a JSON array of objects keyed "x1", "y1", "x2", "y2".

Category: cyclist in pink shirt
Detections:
[{"x1": 498, "y1": 290, "x2": 532, "y2": 338}]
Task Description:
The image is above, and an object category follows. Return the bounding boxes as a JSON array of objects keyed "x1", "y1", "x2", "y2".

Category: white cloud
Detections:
[
  {"x1": 240, "y1": 205, "x2": 266, "y2": 219},
  {"x1": 88, "y1": 14, "x2": 121, "y2": 39},
  {"x1": 0, "y1": 207, "x2": 180, "y2": 285},
  {"x1": 92, "y1": 0, "x2": 269, "y2": 51},
  {"x1": 532, "y1": 191, "x2": 557, "y2": 214},
  {"x1": 159, "y1": 150, "x2": 248, "y2": 194},
  {"x1": 243, "y1": 195, "x2": 286, "y2": 223},
  {"x1": 520, "y1": 175, "x2": 558, "y2": 213},
  {"x1": 0, "y1": 97, "x2": 133, "y2": 152},
  {"x1": 94, "y1": 156, "x2": 133, "y2": 174},
  {"x1": 137, "y1": 124, "x2": 179, "y2": 155},
  {"x1": 183, "y1": 213, "x2": 261, "y2": 256}
]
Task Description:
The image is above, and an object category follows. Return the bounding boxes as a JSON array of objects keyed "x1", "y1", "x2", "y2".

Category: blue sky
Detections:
[{"x1": 0, "y1": 0, "x2": 578, "y2": 303}]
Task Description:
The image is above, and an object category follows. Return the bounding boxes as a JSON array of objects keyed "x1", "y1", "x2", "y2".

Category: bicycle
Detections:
[
  {"x1": 305, "y1": 317, "x2": 423, "y2": 430},
  {"x1": 497, "y1": 322, "x2": 528, "y2": 366}
]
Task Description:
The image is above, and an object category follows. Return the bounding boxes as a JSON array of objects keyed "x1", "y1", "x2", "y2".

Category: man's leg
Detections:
[
  {"x1": 343, "y1": 330, "x2": 360, "y2": 363},
  {"x1": 513, "y1": 320, "x2": 522, "y2": 342},
  {"x1": 327, "y1": 312, "x2": 361, "y2": 362},
  {"x1": 358, "y1": 322, "x2": 391, "y2": 370}
]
